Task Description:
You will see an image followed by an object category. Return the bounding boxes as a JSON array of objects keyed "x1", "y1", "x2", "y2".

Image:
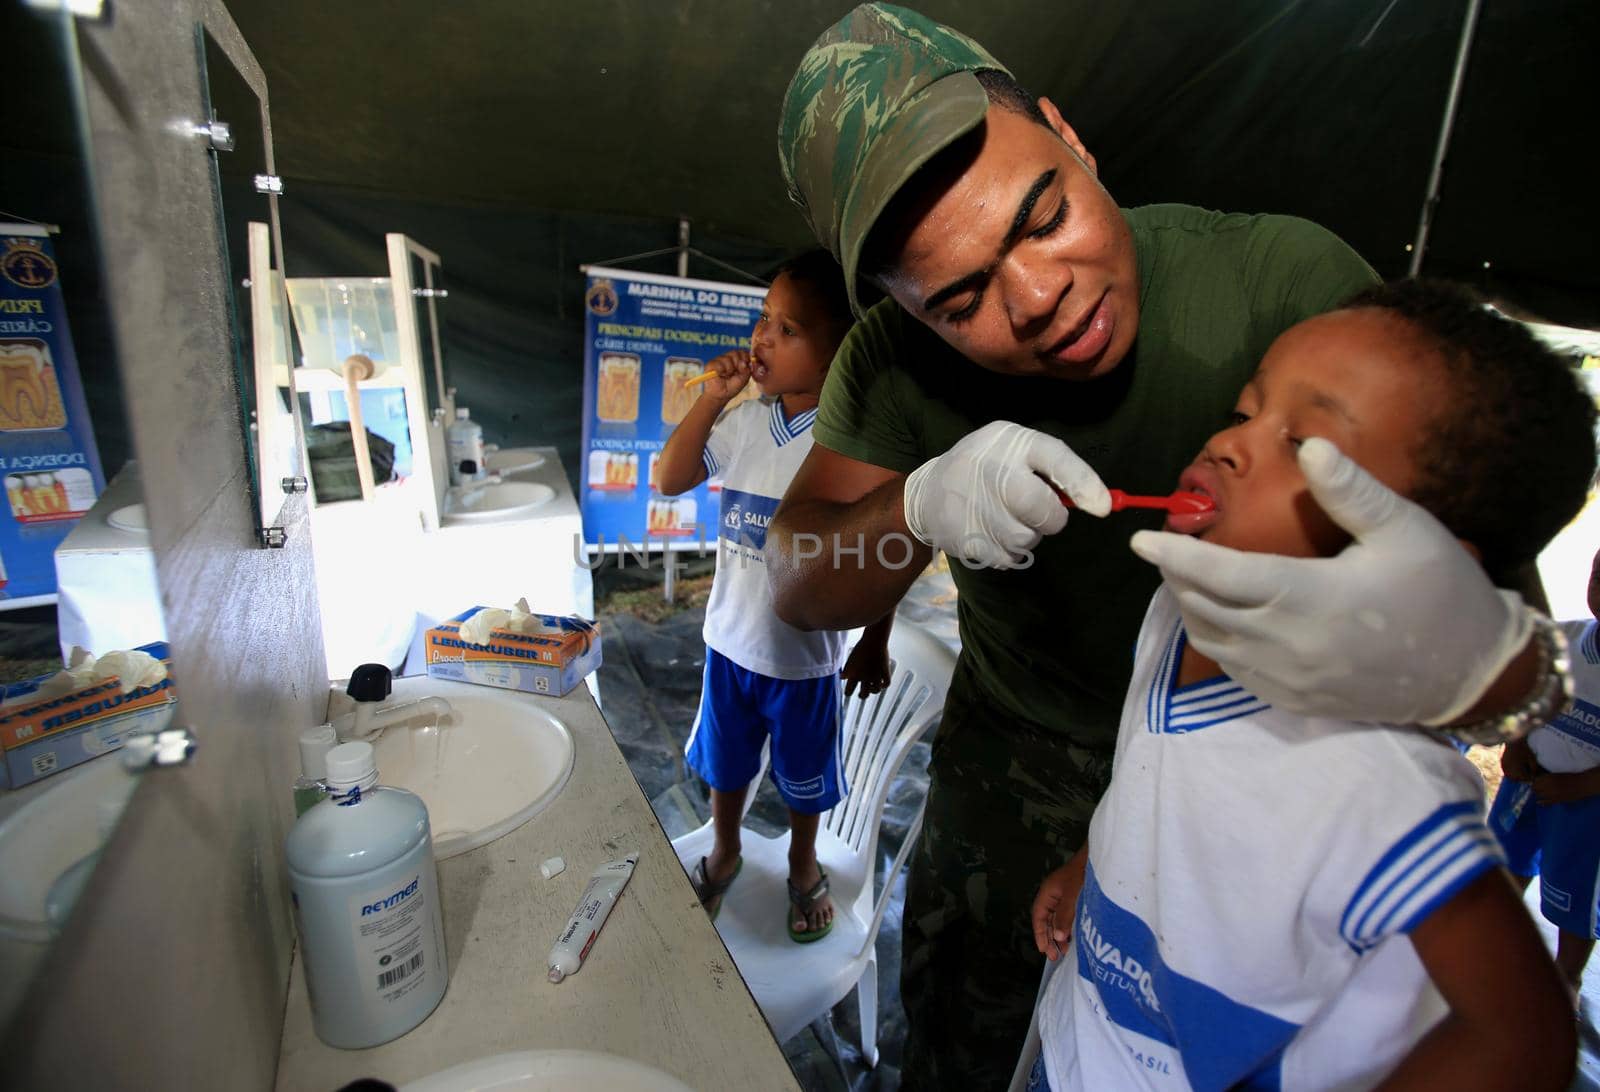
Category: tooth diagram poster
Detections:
[
  {"x1": 0, "y1": 225, "x2": 107, "y2": 606},
  {"x1": 579, "y1": 266, "x2": 764, "y2": 553}
]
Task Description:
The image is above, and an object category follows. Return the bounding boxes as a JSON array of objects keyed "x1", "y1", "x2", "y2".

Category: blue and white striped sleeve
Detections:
[
  {"x1": 1337, "y1": 800, "x2": 1503, "y2": 953},
  {"x1": 700, "y1": 401, "x2": 745, "y2": 478}
]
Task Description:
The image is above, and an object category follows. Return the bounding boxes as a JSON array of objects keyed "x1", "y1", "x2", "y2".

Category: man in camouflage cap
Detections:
[
  {"x1": 766, "y1": 3, "x2": 1553, "y2": 1086},
  {"x1": 779, "y1": 4, "x2": 1008, "y2": 323}
]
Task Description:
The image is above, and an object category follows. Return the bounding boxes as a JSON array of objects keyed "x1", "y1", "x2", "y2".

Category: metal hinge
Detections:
[
  {"x1": 193, "y1": 120, "x2": 234, "y2": 152},
  {"x1": 122, "y1": 727, "x2": 198, "y2": 770}
]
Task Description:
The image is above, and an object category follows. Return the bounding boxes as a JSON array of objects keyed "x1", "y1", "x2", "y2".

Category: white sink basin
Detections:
[
  {"x1": 106, "y1": 502, "x2": 149, "y2": 534},
  {"x1": 328, "y1": 675, "x2": 574, "y2": 860},
  {"x1": 0, "y1": 754, "x2": 138, "y2": 943},
  {"x1": 443, "y1": 481, "x2": 555, "y2": 523},
  {"x1": 483, "y1": 447, "x2": 547, "y2": 475},
  {"x1": 402, "y1": 1050, "x2": 693, "y2": 1092},
  {"x1": 0, "y1": 754, "x2": 140, "y2": 1021}
]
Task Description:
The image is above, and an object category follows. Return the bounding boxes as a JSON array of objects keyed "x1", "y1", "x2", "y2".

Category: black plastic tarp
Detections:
[
  {"x1": 220, "y1": 0, "x2": 1600, "y2": 463},
  {"x1": 231, "y1": 0, "x2": 1597, "y2": 323}
]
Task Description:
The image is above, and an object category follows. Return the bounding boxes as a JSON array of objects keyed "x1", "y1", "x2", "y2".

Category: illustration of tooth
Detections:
[{"x1": 0, "y1": 341, "x2": 65, "y2": 429}]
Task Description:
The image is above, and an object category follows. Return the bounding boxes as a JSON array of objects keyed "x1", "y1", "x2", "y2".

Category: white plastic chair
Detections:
[
  {"x1": 671, "y1": 619, "x2": 956, "y2": 1065},
  {"x1": 1007, "y1": 956, "x2": 1063, "y2": 1092}
]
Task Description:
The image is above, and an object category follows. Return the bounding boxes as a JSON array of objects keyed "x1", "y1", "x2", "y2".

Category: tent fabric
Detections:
[
  {"x1": 231, "y1": 0, "x2": 1597, "y2": 326},
  {"x1": 224, "y1": 0, "x2": 1600, "y2": 465}
]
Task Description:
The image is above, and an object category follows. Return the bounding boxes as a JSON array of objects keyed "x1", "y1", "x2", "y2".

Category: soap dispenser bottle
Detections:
[
  {"x1": 445, "y1": 407, "x2": 485, "y2": 486},
  {"x1": 285, "y1": 740, "x2": 449, "y2": 1048}
]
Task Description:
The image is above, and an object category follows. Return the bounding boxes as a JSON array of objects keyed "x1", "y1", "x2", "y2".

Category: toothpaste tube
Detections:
[{"x1": 547, "y1": 854, "x2": 637, "y2": 983}]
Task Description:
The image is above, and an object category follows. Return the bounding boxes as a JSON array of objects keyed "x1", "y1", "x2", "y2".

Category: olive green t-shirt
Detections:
[{"x1": 812, "y1": 204, "x2": 1378, "y2": 754}]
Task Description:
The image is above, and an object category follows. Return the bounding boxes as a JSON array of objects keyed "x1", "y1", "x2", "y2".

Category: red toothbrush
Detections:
[{"x1": 1057, "y1": 487, "x2": 1214, "y2": 514}]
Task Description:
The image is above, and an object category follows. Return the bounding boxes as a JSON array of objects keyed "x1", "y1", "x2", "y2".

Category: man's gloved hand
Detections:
[
  {"x1": 1129, "y1": 437, "x2": 1532, "y2": 726},
  {"x1": 903, "y1": 421, "x2": 1110, "y2": 569}
]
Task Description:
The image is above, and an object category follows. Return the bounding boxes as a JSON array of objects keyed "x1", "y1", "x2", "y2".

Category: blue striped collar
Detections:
[
  {"x1": 769, "y1": 400, "x2": 816, "y2": 447},
  {"x1": 1146, "y1": 619, "x2": 1270, "y2": 734},
  {"x1": 1582, "y1": 620, "x2": 1599, "y2": 666}
]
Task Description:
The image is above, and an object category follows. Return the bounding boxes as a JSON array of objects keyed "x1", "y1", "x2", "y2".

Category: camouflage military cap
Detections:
[{"x1": 778, "y1": 3, "x2": 1009, "y2": 317}]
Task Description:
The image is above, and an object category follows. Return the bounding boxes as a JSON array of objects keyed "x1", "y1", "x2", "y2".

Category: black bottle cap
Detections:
[
  {"x1": 346, "y1": 663, "x2": 393, "y2": 703},
  {"x1": 459, "y1": 459, "x2": 478, "y2": 475}
]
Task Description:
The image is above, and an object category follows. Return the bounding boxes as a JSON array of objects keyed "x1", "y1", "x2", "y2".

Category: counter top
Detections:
[{"x1": 274, "y1": 680, "x2": 799, "y2": 1090}]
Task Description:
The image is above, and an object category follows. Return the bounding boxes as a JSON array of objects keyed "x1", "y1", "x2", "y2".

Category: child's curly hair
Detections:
[{"x1": 1347, "y1": 279, "x2": 1597, "y2": 584}]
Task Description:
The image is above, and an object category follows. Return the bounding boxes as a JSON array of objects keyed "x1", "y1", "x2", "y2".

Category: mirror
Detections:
[
  {"x1": 399, "y1": 244, "x2": 450, "y2": 425},
  {"x1": 198, "y1": 25, "x2": 305, "y2": 544},
  {"x1": 284, "y1": 235, "x2": 449, "y2": 522},
  {"x1": 0, "y1": 5, "x2": 180, "y2": 1028},
  {"x1": 284, "y1": 242, "x2": 453, "y2": 679},
  {"x1": 385, "y1": 235, "x2": 452, "y2": 519},
  {"x1": 247, "y1": 220, "x2": 302, "y2": 544},
  {"x1": 286, "y1": 275, "x2": 413, "y2": 505}
]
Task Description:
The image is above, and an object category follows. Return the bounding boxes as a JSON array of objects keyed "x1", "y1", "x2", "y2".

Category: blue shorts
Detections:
[
  {"x1": 1489, "y1": 778, "x2": 1600, "y2": 937},
  {"x1": 685, "y1": 647, "x2": 845, "y2": 813}
]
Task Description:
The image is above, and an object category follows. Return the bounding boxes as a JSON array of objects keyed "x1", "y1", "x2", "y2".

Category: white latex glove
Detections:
[
  {"x1": 93, "y1": 648, "x2": 168, "y2": 694},
  {"x1": 1129, "y1": 437, "x2": 1531, "y2": 726},
  {"x1": 903, "y1": 421, "x2": 1111, "y2": 569},
  {"x1": 459, "y1": 608, "x2": 511, "y2": 646},
  {"x1": 460, "y1": 598, "x2": 563, "y2": 645}
]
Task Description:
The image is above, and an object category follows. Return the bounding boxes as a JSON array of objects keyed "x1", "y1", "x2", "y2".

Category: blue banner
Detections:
[
  {"x1": 579, "y1": 266, "x2": 764, "y2": 551},
  {"x1": 0, "y1": 226, "x2": 106, "y2": 605}
]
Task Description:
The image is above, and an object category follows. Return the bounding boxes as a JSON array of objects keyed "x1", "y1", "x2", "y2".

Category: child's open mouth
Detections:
[{"x1": 1168, "y1": 468, "x2": 1222, "y2": 535}]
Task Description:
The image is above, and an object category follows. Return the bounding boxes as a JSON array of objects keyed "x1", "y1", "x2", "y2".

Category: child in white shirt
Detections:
[
  {"x1": 1029, "y1": 280, "x2": 1590, "y2": 1090},
  {"x1": 1490, "y1": 542, "x2": 1600, "y2": 1000},
  {"x1": 657, "y1": 251, "x2": 891, "y2": 941}
]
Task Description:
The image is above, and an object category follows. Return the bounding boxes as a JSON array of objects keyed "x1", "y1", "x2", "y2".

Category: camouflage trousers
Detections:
[{"x1": 900, "y1": 716, "x2": 1113, "y2": 1090}]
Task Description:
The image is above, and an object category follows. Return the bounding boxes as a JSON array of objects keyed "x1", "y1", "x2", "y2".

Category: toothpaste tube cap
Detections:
[
  {"x1": 540, "y1": 856, "x2": 565, "y2": 880},
  {"x1": 547, "y1": 965, "x2": 566, "y2": 984}
]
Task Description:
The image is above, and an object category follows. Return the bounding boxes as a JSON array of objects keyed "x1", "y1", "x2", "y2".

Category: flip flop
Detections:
[
  {"x1": 787, "y1": 870, "x2": 834, "y2": 943},
  {"x1": 689, "y1": 855, "x2": 742, "y2": 921}
]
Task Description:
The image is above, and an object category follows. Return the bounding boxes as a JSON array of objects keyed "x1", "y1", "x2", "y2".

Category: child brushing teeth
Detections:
[
  {"x1": 1026, "y1": 279, "x2": 1594, "y2": 1092},
  {"x1": 655, "y1": 251, "x2": 894, "y2": 942}
]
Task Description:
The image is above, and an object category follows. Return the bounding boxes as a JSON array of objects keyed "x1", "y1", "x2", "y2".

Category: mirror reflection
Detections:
[
  {"x1": 284, "y1": 236, "x2": 450, "y2": 516},
  {"x1": 199, "y1": 25, "x2": 304, "y2": 542},
  {"x1": 287, "y1": 275, "x2": 411, "y2": 505},
  {"x1": 286, "y1": 242, "x2": 451, "y2": 680},
  {"x1": 247, "y1": 221, "x2": 303, "y2": 541},
  {"x1": 398, "y1": 242, "x2": 450, "y2": 428},
  {"x1": 0, "y1": 6, "x2": 179, "y2": 1026}
]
